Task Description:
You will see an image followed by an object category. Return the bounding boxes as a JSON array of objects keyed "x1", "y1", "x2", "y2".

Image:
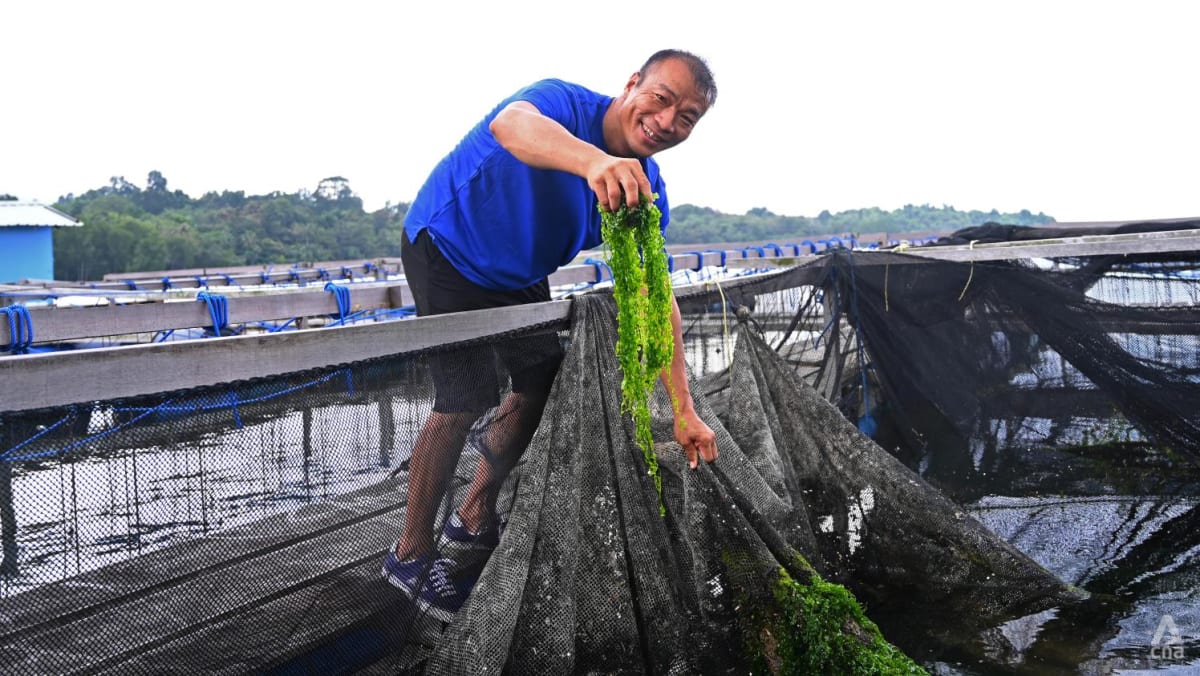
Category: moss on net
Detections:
[
  {"x1": 599, "y1": 195, "x2": 674, "y2": 513},
  {"x1": 766, "y1": 567, "x2": 926, "y2": 674},
  {"x1": 725, "y1": 551, "x2": 927, "y2": 675}
]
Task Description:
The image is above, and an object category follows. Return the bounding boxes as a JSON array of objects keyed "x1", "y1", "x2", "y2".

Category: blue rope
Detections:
[
  {"x1": 1, "y1": 305, "x2": 34, "y2": 353},
  {"x1": 196, "y1": 291, "x2": 229, "y2": 336},
  {"x1": 0, "y1": 367, "x2": 357, "y2": 463},
  {"x1": 0, "y1": 407, "x2": 75, "y2": 461},
  {"x1": 330, "y1": 309, "x2": 373, "y2": 328},
  {"x1": 341, "y1": 266, "x2": 354, "y2": 280},
  {"x1": 325, "y1": 282, "x2": 351, "y2": 323},
  {"x1": 124, "y1": 279, "x2": 140, "y2": 291},
  {"x1": 680, "y1": 251, "x2": 705, "y2": 271},
  {"x1": 260, "y1": 271, "x2": 272, "y2": 284},
  {"x1": 195, "y1": 275, "x2": 208, "y2": 288},
  {"x1": 2, "y1": 400, "x2": 165, "y2": 462},
  {"x1": 582, "y1": 257, "x2": 612, "y2": 283},
  {"x1": 222, "y1": 273, "x2": 237, "y2": 287},
  {"x1": 162, "y1": 277, "x2": 173, "y2": 291},
  {"x1": 704, "y1": 249, "x2": 727, "y2": 267},
  {"x1": 228, "y1": 391, "x2": 243, "y2": 428}
]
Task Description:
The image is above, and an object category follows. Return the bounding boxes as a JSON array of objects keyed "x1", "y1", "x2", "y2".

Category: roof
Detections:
[{"x1": 0, "y1": 202, "x2": 82, "y2": 228}]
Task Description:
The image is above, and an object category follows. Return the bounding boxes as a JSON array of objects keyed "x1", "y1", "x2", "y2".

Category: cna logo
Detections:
[{"x1": 1150, "y1": 614, "x2": 1185, "y2": 660}]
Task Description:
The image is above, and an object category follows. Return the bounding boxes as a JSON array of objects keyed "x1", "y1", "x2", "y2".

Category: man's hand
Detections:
[
  {"x1": 587, "y1": 156, "x2": 653, "y2": 212},
  {"x1": 674, "y1": 408, "x2": 718, "y2": 470}
]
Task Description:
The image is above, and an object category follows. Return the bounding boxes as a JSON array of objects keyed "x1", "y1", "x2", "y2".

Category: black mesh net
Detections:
[{"x1": 2, "y1": 223, "x2": 1199, "y2": 673}]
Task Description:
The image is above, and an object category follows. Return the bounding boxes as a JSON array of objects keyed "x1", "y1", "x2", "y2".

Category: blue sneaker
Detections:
[
  {"x1": 381, "y1": 548, "x2": 477, "y2": 622},
  {"x1": 438, "y1": 512, "x2": 501, "y2": 554}
]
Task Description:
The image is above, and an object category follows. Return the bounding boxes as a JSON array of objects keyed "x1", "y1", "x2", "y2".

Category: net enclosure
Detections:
[{"x1": 1, "y1": 219, "x2": 1198, "y2": 673}]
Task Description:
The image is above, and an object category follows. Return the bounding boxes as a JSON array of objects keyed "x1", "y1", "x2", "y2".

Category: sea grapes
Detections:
[{"x1": 599, "y1": 194, "x2": 674, "y2": 512}]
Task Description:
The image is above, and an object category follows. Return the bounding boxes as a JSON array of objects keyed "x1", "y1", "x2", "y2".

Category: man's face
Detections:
[{"x1": 616, "y1": 57, "x2": 708, "y2": 158}]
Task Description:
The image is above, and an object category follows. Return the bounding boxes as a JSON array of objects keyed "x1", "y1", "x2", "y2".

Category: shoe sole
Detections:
[{"x1": 381, "y1": 562, "x2": 458, "y2": 623}]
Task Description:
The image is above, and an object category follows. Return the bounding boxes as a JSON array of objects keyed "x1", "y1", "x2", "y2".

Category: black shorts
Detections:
[{"x1": 401, "y1": 228, "x2": 564, "y2": 413}]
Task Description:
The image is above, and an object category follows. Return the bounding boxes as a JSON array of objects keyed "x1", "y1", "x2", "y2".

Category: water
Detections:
[
  {"x1": 1, "y1": 394, "x2": 426, "y2": 596},
  {"x1": 967, "y1": 495, "x2": 1200, "y2": 673}
]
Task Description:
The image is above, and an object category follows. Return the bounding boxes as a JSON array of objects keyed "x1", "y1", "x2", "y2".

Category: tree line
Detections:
[
  {"x1": 670, "y1": 203, "x2": 1052, "y2": 244},
  {"x1": 47, "y1": 172, "x2": 1053, "y2": 281}
]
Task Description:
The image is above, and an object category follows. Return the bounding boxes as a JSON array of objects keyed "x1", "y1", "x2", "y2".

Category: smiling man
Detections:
[{"x1": 384, "y1": 49, "x2": 719, "y2": 621}]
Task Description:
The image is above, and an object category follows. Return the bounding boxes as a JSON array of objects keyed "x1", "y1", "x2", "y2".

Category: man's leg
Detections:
[
  {"x1": 394, "y1": 408, "x2": 481, "y2": 559},
  {"x1": 456, "y1": 389, "x2": 549, "y2": 532},
  {"x1": 394, "y1": 228, "x2": 496, "y2": 560},
  {"x1": 455, "y1": 329, "x2": 562, "y2": 533}
]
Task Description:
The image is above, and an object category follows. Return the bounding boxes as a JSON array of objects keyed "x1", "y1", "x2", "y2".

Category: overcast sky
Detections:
[{"x1": 4, "y1": 1, "x2": 1197, "y2": 222}]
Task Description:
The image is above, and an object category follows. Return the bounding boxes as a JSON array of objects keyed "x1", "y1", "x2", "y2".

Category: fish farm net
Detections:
[{"x1": 2, "y1": 221, "x2": 1199, "y2": 673}]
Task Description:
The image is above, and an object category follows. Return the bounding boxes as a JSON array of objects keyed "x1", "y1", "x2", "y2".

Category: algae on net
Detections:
[{"x1": 722, "y1": 549, "x2": 928, "y2": 675}]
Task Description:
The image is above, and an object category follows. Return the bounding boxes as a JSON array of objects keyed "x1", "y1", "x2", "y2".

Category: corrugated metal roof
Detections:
[{"x1": 0, "y1": 202, "x2": 82, "y2": 228}]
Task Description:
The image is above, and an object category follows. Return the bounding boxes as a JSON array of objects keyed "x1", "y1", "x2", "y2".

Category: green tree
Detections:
[{"x1": 50, "y1": 173, "x2": 1054, "y2": 280}]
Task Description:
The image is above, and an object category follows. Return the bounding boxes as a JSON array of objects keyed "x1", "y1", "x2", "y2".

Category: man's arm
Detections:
[
  {"x1": 490, "y1": 101, "x2": 649, "y2": 211},
  {"x1": 661, "y1": 295, "x2": 718, "y2": 469}
]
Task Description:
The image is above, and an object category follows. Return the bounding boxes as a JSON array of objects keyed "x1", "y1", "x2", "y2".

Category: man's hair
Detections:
[{"x1": 639, "y1": 49, "x2": 717, "y2": 109}]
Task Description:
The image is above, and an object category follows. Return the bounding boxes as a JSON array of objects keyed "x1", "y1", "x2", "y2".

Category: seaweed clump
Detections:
[
  {"x1": 764, "y1": 566, "x2": 927, "y2": 675},
  {"x1": 600, "y1": 194, "x2": 674, "y2": 511},
  {"x1": 725, "y1": 551, "x2": 927, "y2": 675}
]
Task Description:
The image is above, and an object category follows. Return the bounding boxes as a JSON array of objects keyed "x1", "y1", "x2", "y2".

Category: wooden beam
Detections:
[
  {"x1": 101, "y1": 258, "x2": 398, "y2": 283},
  {"x1": 1, "y1": 284, "x2": 407, "y2": 345},
  {"x1": 0, "y1": 273, "x2": 779, "y2": 412},
  {"x1": 901, "y1": 227, "x2": 1200, "y2": 262},
  {"x1": 0, "y1": 299, "x2": 572, "y2": 413},
  {"x1": 2, "y1": 254, "x2": 741, "y2": 346},
  {"x1": 719, "y1": 228, "x2": 1200, "y2": 267}
]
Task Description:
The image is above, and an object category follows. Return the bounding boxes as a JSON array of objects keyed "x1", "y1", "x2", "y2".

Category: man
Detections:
[{"x1": 383, "y1": 49, "x2": 719, "y2": 621}]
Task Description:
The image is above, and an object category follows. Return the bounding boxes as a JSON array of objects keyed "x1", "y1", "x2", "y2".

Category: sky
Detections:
[{"x1": 3, "y1": 1, "x2": 1197, "y2": 223}]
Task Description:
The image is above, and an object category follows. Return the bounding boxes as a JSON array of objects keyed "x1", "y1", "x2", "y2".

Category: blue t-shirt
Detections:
[{"x1": 404, "y1": 79, "x2": 670, "y2": 291}]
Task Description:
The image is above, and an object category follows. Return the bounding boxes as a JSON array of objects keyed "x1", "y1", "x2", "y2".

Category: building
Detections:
[{"x1": 0, "y1": 202, "x2": 81, "y2": 283}]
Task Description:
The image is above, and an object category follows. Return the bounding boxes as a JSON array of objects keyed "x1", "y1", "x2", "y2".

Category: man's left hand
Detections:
[{"x1": 674, "y1": 409, "x2": 718, "y2": 470}]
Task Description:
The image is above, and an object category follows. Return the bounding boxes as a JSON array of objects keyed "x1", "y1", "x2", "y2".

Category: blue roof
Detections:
[{"x1": 0, "y1": 202, "x2": 81, "y2": 228}]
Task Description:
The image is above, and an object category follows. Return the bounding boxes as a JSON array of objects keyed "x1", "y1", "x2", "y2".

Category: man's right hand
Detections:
[{"x1": 587, "y1": 156, "x2": 653, "y2": 212}]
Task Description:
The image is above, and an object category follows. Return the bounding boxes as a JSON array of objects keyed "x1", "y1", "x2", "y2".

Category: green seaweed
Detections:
[
  {"x1": 600, "y1": 194, "x2": 674, "y2": 513},
  {"x1": 766, "y1": 566, "x2": 927, "y2": 675},
  {"x1": 723, "y1": 551, "x2": 926, "y2": 675}
]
